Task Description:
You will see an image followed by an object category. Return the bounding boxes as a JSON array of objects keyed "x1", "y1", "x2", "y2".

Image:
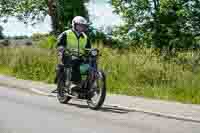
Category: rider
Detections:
[{"x1": 54, "y1": 16, "x2": 91, "y2": 92}]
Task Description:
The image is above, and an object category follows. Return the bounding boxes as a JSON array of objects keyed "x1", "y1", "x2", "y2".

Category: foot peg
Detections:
[{"x1": 51, "y1": 89, "x2": 58, "y2": 93}]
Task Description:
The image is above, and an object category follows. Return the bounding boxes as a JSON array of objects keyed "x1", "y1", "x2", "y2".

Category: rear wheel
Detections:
[
  {"x1": 87, "y1": 71, "x2": 106, "y2": 110},
  {"x1": 57, "y1": 73, "x2": 71, "y2": 104}
]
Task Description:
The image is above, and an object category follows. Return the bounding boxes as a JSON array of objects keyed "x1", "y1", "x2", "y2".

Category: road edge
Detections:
[{"x1": 0, "y1": 74, "x2": 200, "y2": 123}]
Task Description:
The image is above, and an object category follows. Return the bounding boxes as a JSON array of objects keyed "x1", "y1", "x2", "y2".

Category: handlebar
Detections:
[
  {"x1": 64, "y1": 48, "x2": 101, "y2": 57},
  {"x1": 64, "y1": 48, "x2": 84, "y2": 57}
]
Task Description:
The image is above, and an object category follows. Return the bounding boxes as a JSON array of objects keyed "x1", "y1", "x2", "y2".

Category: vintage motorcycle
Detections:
[{"x1": 56, "y1": 48, "x2": 106, "y2": 110}]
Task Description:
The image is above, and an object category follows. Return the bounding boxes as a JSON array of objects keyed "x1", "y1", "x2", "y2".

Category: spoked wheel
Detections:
[
  {"x1": 87, "y1": 71, "x2": 106, "y2": 110},
  {"x1": 57, "y1": 74, "x2": 72, "y2": 104}
]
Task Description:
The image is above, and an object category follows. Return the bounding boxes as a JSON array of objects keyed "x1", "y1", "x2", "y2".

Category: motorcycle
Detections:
[{"x1": 56, "y1": 48, "x2": 106, "y2": 110}]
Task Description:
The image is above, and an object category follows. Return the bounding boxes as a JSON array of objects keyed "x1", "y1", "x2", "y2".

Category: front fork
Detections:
[
  {"x1": 64, "y1": 67, "x2": 72, "y2": 87},
  {"x1": 88, "y1": 58, "x2": 100, "y2": 92},
  {"x1": 89, "y1": 56, "x2": 99, "y2": 78}
]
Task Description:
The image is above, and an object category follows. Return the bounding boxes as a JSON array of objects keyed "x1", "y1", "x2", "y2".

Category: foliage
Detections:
[
  {"x1": 0, "y1": 47, "x2": 57, "y2": 83},
  {"x1": 7, "y1": 35, "x2": 30, "y2": 39},
  {"x1": 31, "y1": 33, "x2": 49, "y2": 41},
  {"x1": 0, "y1": 25, "x2": 4, "y2": 39},
  {"x1": 0, "y1": 0, "x2": 48, "y2": 24},
  {"x1": 110, "y1": 0, "x2": 200, "y2": 49},
  {"x1": 0, "y1": 0, "x2": 90, "y2": 35},
  {"x1": 53, "y1": 0, "x2": 90, "y2": 34},
  {"x1": 36, "y1": 35, "x2": 57, "y2": 49}
]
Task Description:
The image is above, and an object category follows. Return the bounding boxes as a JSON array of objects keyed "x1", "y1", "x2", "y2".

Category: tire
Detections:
[
  {"x1": 87, "y1": 71, "x2": 106, "y2": 110},
  {"x1": 57, "y1": 73, "x2": 71, "y2": 104}
]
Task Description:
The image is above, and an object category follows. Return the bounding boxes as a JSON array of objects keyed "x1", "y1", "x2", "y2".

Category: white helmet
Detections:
[{"x1": 72, "y1": 16, "x2": 88, "y2": 28}]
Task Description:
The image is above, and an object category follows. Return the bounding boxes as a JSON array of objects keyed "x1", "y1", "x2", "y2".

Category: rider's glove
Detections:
[{"x1": 57, "y1": 46, "x2": 65, "y2": 55}]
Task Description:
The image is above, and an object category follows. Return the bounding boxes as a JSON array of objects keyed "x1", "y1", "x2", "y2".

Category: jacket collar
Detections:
[{"x1": 71, "y1": 29, "x2": 84, "y2": 38}]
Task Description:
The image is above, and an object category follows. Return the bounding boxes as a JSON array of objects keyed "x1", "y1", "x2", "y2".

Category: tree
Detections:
[
  {"x1": 53, "y1": 0, "x2": 90, "y2": 34},
  {"x1": 110, "y1": 0, "x2": 200, "y2": 49},
  {"x1": 0, "y1": 25, "x2": 4, "y2": 39},
  {"x1": 0, "y1": 0, "x2": 48, "y2": 24},
  {"x1": 0, "y1": 0, "x2": 90, "y2": 35}
]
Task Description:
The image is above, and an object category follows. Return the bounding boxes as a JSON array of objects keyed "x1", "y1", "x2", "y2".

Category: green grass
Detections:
[
  {"x1": 0, "y1": 44, "x2": 200, "y2": 104},
  {"x1": 0, "y1": 65, "x2": 12, "y2": 75},
  {"x1": 98, "y1": 47, "x2": 200, "y2": 104},
  {"x1": 0, "y1": 47, "x2": 57, "y2": 83}
]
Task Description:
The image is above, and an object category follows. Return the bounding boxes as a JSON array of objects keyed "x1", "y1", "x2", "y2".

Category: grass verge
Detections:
[{"x1": 0, "y1": 45, "x2": 200, "y2": 104}]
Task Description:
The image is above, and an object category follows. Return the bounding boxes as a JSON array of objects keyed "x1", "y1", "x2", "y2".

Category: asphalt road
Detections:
[{"x1": 0, "y1": 86, "x2": 200, "y2": 133}]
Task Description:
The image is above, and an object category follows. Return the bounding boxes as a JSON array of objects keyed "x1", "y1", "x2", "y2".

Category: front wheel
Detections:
[
  {"x1": 57, "y1": 73, "x2": 71, "y2": 104},
  {"x1": 87, "y1": 71, "x2": 106, "y2": 110}
]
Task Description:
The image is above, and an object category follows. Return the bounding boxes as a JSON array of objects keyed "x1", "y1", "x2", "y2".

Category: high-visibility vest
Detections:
[
  {"x1": 66, "y1": 29, "x2": 88, "y2": 54},
  {"x1": 66, "y1": 30, "x2": 89, "y2": 75}
]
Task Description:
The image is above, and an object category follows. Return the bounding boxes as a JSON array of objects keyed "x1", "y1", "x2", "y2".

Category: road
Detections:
[{"x1": 0, "y1": 86, "x2": 199, "y2": 133}]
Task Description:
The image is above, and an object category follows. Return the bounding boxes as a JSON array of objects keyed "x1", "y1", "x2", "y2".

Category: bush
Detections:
[
  {"x1": 12, "y1": 36, "x2": 30, "y2": 39},
  {"x1": 32, "y1": 33, "x2": 49, "y2": 41},
  {"x1": 37, "y1": 36, "x2": 57, "y2": 49},
  {"x1": 0, "y1": 25, "x2": 4, "y2": 39}
]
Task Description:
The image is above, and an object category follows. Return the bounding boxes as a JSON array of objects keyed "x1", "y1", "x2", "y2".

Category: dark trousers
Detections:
[
  {"x1": 54, "y1": 56, "x2": 82, "y2": 84},
  {"x1": 70, "y1": 59, "x2": 81, "y2": 82}
]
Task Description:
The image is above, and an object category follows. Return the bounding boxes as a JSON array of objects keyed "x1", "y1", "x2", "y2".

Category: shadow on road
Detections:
[
  {"x1": 101, "y1": 105, "x2": 130, "y2": 114},
  {"x1": 67, "y1": 103, "x2": 130, "y2": 114}
]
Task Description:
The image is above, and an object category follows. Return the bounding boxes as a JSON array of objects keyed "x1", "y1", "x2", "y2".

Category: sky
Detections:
[
  {"x1": 87, "y1": 0, "x2": 122, "y2": 28},
  {"x1": 0, "y1": 0, "x2": 122, "y2": 37}
]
